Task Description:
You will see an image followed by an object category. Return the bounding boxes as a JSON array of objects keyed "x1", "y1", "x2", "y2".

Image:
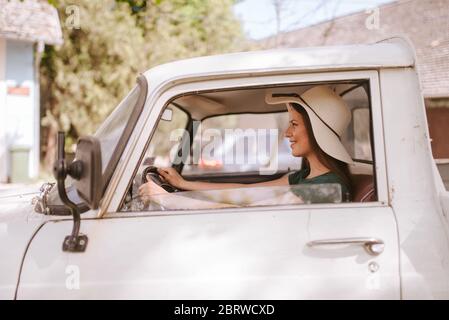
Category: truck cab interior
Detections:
[{"x1": 123, "y1": 80, "x2": 377, "y2": 211}]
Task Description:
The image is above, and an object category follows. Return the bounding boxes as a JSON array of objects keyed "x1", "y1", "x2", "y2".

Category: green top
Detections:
[{"x1": 288, "y1": 168, "x2": 350, "y2": 202}]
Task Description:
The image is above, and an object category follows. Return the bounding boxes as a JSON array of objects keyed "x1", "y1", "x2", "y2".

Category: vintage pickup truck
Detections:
[{"x1": 1, "y1": 36, "x2": 449, "y2": 300}]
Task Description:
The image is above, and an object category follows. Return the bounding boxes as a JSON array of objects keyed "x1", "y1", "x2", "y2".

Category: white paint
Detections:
[
  {"x1": 0, "y1": 223, "x2": 7, "y2": 235},
  {"x1": 143, "y1": 40, "x2": 415, "y2": 89},
  {"x1": 0, "y1": 192, "x2": 47, "y2": 300},
  {"x1": 18, "y1": 207, "x2": 399, "y2": 299},
  {"x1": 0, "y1": 38, "x2": 7, "y2": 182},
  {"x1": 380, "y1": 68, "x2": 449, "y2": 299}
]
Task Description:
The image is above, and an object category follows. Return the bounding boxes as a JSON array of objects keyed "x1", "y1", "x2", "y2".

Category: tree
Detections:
[{"x1": 41, "y1": 0, "x2": 244, "y2": 170}]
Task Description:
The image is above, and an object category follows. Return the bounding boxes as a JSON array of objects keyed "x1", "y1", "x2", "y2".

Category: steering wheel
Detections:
[{"x1": 141, "y1": 166, "x2": 179, "y2": 193}]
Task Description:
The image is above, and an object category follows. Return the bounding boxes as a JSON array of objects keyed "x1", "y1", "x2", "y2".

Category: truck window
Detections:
[
  {"x1": 436, "y1": 159, "x2": 449, "y2": 191},
  {"x1": 95, "y1": 85, "x2": 141, "y2": 172},
  {"x1": 353, "y1": 108, "x2": 372, "y2": 161},
  {"x1": 340, "y1": 85, "x2": 373, "y2": 164},
  {"x1": 137, "y1": 184, "x2": 343, "y2": 211},
  {"x1": 142, "y1": 105, "x2": 189, "y2": 168},
  {"x1": 120, "y1": 80, "x2": 377, "y2": 212}
]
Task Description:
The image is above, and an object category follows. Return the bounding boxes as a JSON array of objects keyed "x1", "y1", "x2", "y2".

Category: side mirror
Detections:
[
  {"x1": 73, "y1": 136, "x2": 103, "y2": 209},
  {"x1": 53, "y1": 132, "x2": 102, "y2": 252}
]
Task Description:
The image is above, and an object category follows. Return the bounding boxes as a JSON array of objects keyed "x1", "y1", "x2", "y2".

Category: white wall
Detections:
[
  {"x1": 0, "y1": 38, "x2": 7, "y2": 182},
  {"x1": 4, "y1": 39, "x2": 37, "y2": 181}
]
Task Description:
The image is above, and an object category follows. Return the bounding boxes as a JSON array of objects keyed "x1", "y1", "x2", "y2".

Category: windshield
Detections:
[
  {"x1": 94, "y1": 85, "x2": 141, "y2": 172},
  {"x1": 39, "y1": 74, "x2": 148, "y2": 216}
]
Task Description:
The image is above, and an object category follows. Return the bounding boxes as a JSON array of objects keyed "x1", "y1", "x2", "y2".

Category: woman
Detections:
[{"x1": 139, "y1": 85, "x2": 354, "y2": 207}]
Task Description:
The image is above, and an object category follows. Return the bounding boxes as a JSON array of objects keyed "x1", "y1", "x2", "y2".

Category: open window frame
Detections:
[{"x1": 103, "y1": 70, "x2": 388, "y2": 217}]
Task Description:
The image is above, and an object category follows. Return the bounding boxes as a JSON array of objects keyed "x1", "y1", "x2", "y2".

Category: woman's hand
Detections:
[
  {"x1": 138, "y1": 180, "x2": 167, "y2": 204},
  {"x1": 157, "y1": 167, "x2": 186, "y2": 189},
  {"x1": 138, "y1": 167, "x2": 186, "y2": 204}
]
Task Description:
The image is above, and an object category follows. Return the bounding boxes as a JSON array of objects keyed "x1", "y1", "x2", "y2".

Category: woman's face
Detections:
[{"x1": 285, "y1": 105, "x2": 313, "y2": 158}]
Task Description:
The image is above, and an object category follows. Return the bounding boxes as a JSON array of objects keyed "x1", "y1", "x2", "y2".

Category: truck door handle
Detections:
[{"x1": 307, "y1": 237, "x2": 385, "y2": 256}]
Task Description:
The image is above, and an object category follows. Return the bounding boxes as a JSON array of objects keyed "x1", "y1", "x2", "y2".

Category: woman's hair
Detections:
[{"x1": 290, "y1": 103, "x2": 353, "y2": 199}]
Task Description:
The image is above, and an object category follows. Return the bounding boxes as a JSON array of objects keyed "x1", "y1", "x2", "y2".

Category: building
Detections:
[
  {"x1": 0, "y1": 0, "x2": 62, "y2": 183},
  {"x1": 262, "y1": 0, "x2": 449, "y2": 159}
]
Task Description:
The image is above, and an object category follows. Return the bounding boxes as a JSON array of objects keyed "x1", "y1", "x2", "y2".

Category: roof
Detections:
[
  {"x1": 260, "y1": 0, "x2": 449, "y2": 98},
  {"x1": 143, "y1": 37, "x2": 414, "y2": 93},
  {"x1": 0, "y1": 0, "x2": 63, "y2": 45}
]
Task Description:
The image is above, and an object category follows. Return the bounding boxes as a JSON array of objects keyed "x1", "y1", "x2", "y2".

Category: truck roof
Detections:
[{"x1": 142, "y1": 37, "x2": 415, "y2": 88}]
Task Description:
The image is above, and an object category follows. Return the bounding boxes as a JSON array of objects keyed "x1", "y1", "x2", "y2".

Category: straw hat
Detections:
[{"x1": 266, "y1": 85, "x2": 353, "y2": 164}]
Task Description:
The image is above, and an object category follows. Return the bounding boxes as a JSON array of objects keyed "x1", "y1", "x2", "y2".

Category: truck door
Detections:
[
  {"x1": 16, "y1": 200, "x2": 399, "y2": 299},
  {"x1": 17, "y1": 70, "x2": 400, "y2": 299}
]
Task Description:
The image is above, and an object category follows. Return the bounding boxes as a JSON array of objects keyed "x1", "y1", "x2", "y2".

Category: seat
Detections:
[{"x1": 351, "y1": 174, "x2": 376, "y2": 202}]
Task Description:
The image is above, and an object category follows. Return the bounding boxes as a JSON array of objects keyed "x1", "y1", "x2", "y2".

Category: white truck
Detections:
[{"x1": 1, "y1": 36, "x2": 449, "y2": 299}]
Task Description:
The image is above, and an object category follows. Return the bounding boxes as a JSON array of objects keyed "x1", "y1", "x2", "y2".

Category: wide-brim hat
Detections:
[{"x1": 266, "y1": 85, "x2": 354, "y2": 164}]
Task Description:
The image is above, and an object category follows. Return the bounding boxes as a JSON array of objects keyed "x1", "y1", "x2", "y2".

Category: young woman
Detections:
[{"x1": 139, "y1": 85, "x2": 354, "y2": 207}]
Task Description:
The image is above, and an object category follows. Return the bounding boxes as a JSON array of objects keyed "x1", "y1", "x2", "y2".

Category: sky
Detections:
[{"x1": 233, "y1": 0, "x2": 395, "y2": 39}]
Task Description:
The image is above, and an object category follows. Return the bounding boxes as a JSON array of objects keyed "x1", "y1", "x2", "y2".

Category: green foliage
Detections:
[
  {"x1": 41, "y1": 0, "x2": 245, "y2": 163},
  {"x1": 116, "y1": 0, "x2": 147, "y2": 14},
  {"x1": 46, "y1": 0, "x2": 59, "y2": 7}
]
